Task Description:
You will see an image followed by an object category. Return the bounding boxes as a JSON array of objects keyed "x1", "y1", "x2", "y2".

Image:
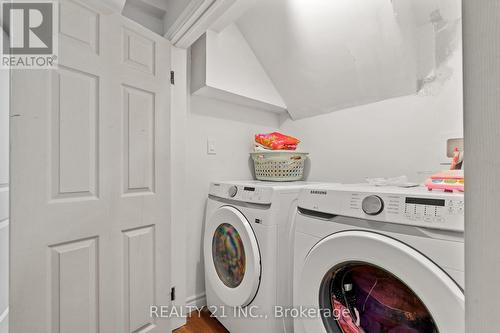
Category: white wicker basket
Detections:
[{"x1": 250, "y1": 151, "x2": 308, "y2": 182}]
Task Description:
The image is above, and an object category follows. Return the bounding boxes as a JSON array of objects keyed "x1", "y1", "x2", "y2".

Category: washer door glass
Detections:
[
  {"x1": 320, "y1": 263, "x2": 438, "y2": 333},
  {"x1": 212, "y1": 223, "x2": 246, "y2": 288},
  {"x1": 204, "y1": 206, "x2": 261, "y2": 307}
]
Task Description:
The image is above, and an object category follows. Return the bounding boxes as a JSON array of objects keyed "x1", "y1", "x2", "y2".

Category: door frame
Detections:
[
  {"x1": 463, "y1": 1, "x2": 500, "y2": 331},
  {"x1": 0, "y1": 27, "x2": 9, "y2": 333}
]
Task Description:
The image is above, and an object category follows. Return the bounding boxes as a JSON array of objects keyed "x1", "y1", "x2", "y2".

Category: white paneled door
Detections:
[{"x1": 10, "y1": 2, "x2": 171, "y2": 333}]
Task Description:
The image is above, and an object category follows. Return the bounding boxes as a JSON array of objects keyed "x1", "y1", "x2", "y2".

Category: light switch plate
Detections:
[
  {"x1": 447, "y1": 138, "x2": 464, "y2": 157},
  {"x1": 207, "y1": 139, "x2": 216, "y2": 155}
]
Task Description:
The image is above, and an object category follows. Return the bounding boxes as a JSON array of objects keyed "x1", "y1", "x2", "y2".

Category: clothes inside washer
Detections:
[
  {"x1": 212, "y1": 223, "x2": 246, "y2": 288},
  {"x1": 329, "y1": 264, "x2": 439, "y2": 333}
]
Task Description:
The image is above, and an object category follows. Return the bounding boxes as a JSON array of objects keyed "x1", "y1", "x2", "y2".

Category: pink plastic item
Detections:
[
  {"x1": 425, "y1": 171, "x2": 464, "y2": 192},
  {"x1": 425, "y1": 180, "x2": 464, "y2": 192}
]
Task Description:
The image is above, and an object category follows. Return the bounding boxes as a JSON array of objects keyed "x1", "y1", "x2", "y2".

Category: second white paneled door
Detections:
[{"x1": 10, "y1": 1, "x2": 171, "y2": 332}]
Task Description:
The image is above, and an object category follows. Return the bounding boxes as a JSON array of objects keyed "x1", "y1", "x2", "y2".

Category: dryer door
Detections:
[
  {"x1": 297, "y1": 230, "x2": 464, "y2": 333},
  {"x1": 204, "y1": 206, "x2": 261, "y2": 307}
]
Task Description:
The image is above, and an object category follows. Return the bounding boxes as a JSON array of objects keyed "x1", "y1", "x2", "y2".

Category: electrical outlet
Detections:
[
  {"x1": 207, "y1": 139, "x2": 216, "y2": 155},
  {"x1": 447, "y1": 138, "x2": 464, "y2": 157}
]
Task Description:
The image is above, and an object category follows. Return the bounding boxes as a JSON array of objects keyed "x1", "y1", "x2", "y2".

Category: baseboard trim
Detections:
[
  {"x1": 0, "y1": 308, "x2": 8, "y2": 323},
  {"x1": 171, "y1": 315, "x2": 186, "y2": 331},
  {"x1": 0, "y1": 307, "x2": 9, "y2": 333},
  {"x1": 171, "y1": 293, "x2": 206, "y2": 331},
  {"x1": 186, "y1": 292, "x2": 206, "y2": 309}
]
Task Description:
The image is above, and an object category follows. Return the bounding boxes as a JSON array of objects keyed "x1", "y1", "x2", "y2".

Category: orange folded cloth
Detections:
[{"x1": 255, "y1": 132, "x2": 300, "y2": 150}]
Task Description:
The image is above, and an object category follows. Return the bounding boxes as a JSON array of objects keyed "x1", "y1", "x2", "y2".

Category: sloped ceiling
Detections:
[{"x1": 236, "y1": 0, "x2": 461, "y2": 119}]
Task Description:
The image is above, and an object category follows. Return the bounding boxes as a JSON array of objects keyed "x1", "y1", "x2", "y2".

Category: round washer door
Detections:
[
  {"x1": 298, "y1": 231, "x2": 464, "y2": 333},
  {"x1": 204, "y1": 206, "x2": 261, "y2": 307}
]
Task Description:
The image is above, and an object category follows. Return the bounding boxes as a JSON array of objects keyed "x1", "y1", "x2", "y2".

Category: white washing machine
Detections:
[
  {"x1": 204, "y1": 181, "x2": 313, "y2": 333},
  {"x1": 293, "y1": 184, "x2": 464, "y2": 333}
]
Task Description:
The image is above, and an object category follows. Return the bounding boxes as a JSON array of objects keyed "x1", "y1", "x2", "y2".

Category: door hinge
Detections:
[
  {"x1": 170, "y1": 71, "x2": 175, "y2": 85},
  {"x1": 170, "y1": 286, "x2": 176, "y2": 301}
]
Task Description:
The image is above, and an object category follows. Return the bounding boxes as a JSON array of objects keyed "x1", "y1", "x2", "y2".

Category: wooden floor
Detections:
[{"x1": 173, "y1": 309, "x2": 229, "y2": 333}]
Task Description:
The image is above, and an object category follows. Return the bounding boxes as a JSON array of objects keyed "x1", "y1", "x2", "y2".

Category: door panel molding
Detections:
[
  {"x1": 50, "y1": 65, "x2": 100, "y2": 200},
  {"x1": 60, "y1": 0, "x2": 100, "y2": 55},
  {"x1": 122, "y1": 84, "x2": 156, "y2": 195},
  {"x1": 122, "y1": 27, "x2": 156, "y2": 75},
  {"x1": 49, "y1": 237, "x2": 99, "y2": 333},
  {"x1": 123, "y1": 225, "x2": 156, "y2": 333}
]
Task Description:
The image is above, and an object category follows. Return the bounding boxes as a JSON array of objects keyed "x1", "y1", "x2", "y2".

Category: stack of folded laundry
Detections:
[
  {"x1": 425, "y1": 170, "x2": 464, "y2": 192},
  {"x1": 254, "y1": 132, "x2": 300, "y2": 151},
  {"x1": 425, "y1": 147, "x2": 464, "y2": 192}
]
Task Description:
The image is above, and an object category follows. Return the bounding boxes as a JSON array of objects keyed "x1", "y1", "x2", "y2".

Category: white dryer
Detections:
[
  {"x1": 293, "y1": 184, "x2": 464, "y2": 333},
  {"x1": 204, "y1": 181, "x2": 312, "y2": 333}
]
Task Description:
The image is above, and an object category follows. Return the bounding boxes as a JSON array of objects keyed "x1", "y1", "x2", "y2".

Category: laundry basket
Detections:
[{"x1": 250, "y1": 151, "x2": 308, "y2": 182}]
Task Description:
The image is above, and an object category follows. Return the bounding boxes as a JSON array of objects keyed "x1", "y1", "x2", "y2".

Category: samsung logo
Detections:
[{"x1": 310, "y1": 190, "x2": 327, "y2": 195}]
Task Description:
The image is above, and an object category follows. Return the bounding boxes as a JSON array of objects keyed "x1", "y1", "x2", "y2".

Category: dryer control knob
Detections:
[
  {"x1": 362, "y1": 195, "x2": 384, "y2": 215},
  {"x1": 228, "y1": 185, "x2": 238, "y2": 198}
]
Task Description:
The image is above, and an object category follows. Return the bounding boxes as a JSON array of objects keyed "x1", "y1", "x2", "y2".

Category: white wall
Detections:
[
  {"x1": 0, "y1": 31, "x2": 9, "y2": 333},
  {"x1": 184, "y1": 93, "x2": 279, "y2": 302},
  {"x1": 122, "y1": 0, "x2": 165, "y2": 35},
  {"x1": 163, "y1": 0, "x2": 192, "y2": 32},
  {"x1": 280, "y1": 49, "x2": 463, "y2": 183},
  {"x1": 122, "y1": 0, "x2": 192, "y2": 35}
]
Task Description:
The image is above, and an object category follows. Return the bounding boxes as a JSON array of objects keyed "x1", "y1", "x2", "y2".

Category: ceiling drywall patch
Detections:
[
  {"x1": 237, "y1": 0, "x2": 422, "y2": 119},
  {"x1": 391, "y1": 0, "x2": 461, "y2": 94},
  {"x1": 235, "y1": 0, "x2": 462, "y2": 119}
]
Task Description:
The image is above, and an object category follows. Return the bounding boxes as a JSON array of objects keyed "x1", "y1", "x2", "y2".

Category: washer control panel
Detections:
[
  {"x1": 401, "y1": 196, "x2": 464, "y2": 223},
  {"x1": 351, "y1": 192, "x2": 464, "y2": 231},
  {"x1": 299, "y1": 185, "x2": 464, "y2": 232},
  {"x1": 209, "y1": 183, "x2": 274, "y2": 204}
]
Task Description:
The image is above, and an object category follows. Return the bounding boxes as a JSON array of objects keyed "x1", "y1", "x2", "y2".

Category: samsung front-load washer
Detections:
[
  {"x1": 204, "y1": 181, "x2": 313, "y2": 333},
  {"x1": 293, "y1": 184, "x2": 464, "y2": 333}
]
